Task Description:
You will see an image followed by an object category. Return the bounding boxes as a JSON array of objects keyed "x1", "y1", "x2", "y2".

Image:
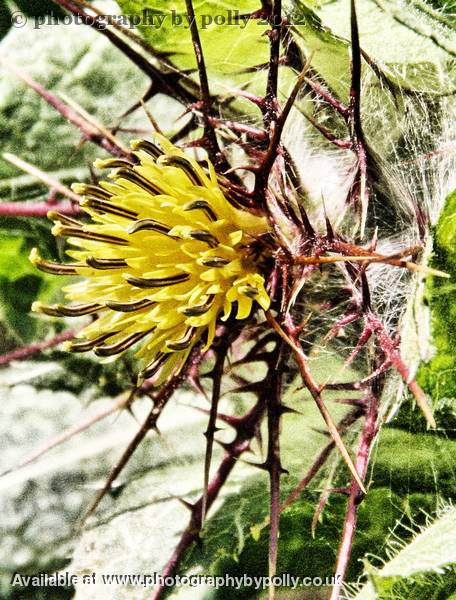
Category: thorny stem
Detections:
[
  {"x1": 51, "y1": 0, "x2": 198, "y2": 106},
  {"x1": 265, "y1": 0, "x2": 282, "y2": 125},
  {"x1": 349, "y1": 0, "x2": 369, "y2": 236},
  {"x1": 265, "y1": 312, "x2": 366, "y2": 494},
  {"x1": 249, "y1": 406, "x2": 365, "y2": 542},
  {"x1": 260, "y1": 60, "x2": 312, "y2": 189},
  {"x1": 0, "y1": 55, "x2": 131, "y2": 159},
  {"x1": 267, "y1": 343, "x2": 286, "y2": 600},
  {"x1": 152, "y1": 344, "x2": 280, "y2": 600},
  {"x1": 184, "y1": 0, "x2": 222, "y2": 165},
  {"x1": 330, "y1": 389, "x2": 380, "y2": 600},
  {"x1": 253, "y1": 0, "x2": 283, "y2": 200},
  {"x1": 0, "y1": 330, "x2": 76, "y2": 366},
  {"x1": 79, "y1": 347, "x2": 205, "y2": 526},
  {"x1": 201, "y1": 335, "x2": 232, "y2": 526},
  {"x1": 366, "y1": 312, "x2": 436, "y2": 427}
]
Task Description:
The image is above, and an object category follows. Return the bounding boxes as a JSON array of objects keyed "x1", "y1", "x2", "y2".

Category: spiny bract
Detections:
[{"x1": 31, "y1": 136, "x2": 271, "y2": 383}]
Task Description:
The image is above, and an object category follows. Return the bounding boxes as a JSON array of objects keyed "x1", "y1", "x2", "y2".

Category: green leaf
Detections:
[
  {"x1": 352, "y1": 507, "x2": 456, "y2": 600},
  {"x1": 316, "y1": 0, "x2": 456, "y2": 93},
  {"x1": 0, "y1": 18, "x2": 149, "y2": 198},
  {"x1": 118, "y1": 0, "x2": 272, "y2": 94},
  {"x1": 418, "y1": 189, "x2": 456, "y2": 400}
]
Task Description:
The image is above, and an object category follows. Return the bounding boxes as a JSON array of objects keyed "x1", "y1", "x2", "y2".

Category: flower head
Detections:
[{"x1": 32, "y1": 136, "x2": 271, "y2": 383}]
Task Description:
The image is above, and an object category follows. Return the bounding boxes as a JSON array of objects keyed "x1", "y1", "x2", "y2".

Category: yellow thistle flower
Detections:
[{"x1": 31, "y1": 136, "x2": 271, "y2": 383}]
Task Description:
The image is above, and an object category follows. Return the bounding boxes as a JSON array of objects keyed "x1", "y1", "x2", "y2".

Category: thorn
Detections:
[
  {"x1": 331, "y1": 398, "x2": 367, "y2": 408},
  {"x1": 228, "y1": 382, "x2": 263, "y2": 394},
  {"x1": 279, "y1": 404, "x2": 302, "y2": 416},
  {"x1": 108, "y1": 482, "x2": 126, "y2": 499},
  {"x1": 242, "y1": 460, "x2": 270, "y2": 472},
  {"x1": 325, "y1": 213, "x2": 335, "y2": 240},
  {"x1": 311, "y1": 427, "x2": 332, "y2": 438},
  {"x1": 176, "y1": 497, "x2": 195, "y2": 512},
  {"x1": 203, "y1": 426, "x2": 223, "y2": 437},
  {"x1": 150, "y1": 423, "x2": 161, "y2": 436},
  {"x1": 189, "y1": 375, "x2": 209, "y2": 399},
  {"x1": 213, "y1": 438, "x2": 234, "y2": 453},
  {"x1": 254, "y1": 427, "x2": 264, "y2": 455},
  {"x1": 190, "y1": 405, "x2": 240, "y2": 428}
]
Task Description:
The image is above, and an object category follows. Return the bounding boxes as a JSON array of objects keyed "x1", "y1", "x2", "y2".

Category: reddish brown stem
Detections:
[
  {"x1": 267, "y1": 344, "x2": 285, "y2": 600},
  {"x1": 0, "y1": 330, "x2": 76, "y2": 366},
  {"x1": 184, "y1": 0, "x2": 223, "y2": 165},
  {"x1": 152, "y1": 396, "x2": 268, "y2": 600},
  {"x1": 266, "y1": 313, "x2": 366, "y2": 493},
  {"x1": 0, "y1": 202, "x2": 82, "y2": 218},
  {"x1": 265, "y1": 0, "x2": 282, "y2": 124},
  {"x1": 304, "y1": 77, "x2": 349, "y2": 118},
  {"x1": 52, "y1": 0, "x2": 197, "y2": 107},
  {"x1": 201, "y1": 337, "x2": 231, "y2": 526},
  {"x1": 366, "y1": 312, "x2": 436, "y2": 427},
  {"x1": 330, "y1": 391, "x2": 379, "y2": 600},
  {"x1": 152, "y1": 345, "x2": 281, "y2": 599}
]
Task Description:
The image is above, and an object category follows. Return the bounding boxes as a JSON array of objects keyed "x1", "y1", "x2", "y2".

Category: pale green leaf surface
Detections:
[{"x1": 352, "y1": 507, "x2": 456, "y2": 599}]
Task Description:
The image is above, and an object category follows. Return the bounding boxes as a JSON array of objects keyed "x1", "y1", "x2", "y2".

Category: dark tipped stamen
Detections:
[
  {"x1": 141, "y1": 352, "x2": 167, "y2": 379},
  {"x1": 97, "y1": 159, "x2": 134, "y2": 169},
  {"x1": 36, "y1": 302, "x2": 101, "y2": 317},
  {"x1": 84, "y1": 199, "x2": 137, "y2": 220},
  {"x1": 114, "y1": 168, "x2": 164, "y2": 195},
  {"x1": 189, "y1": 230, "x2": 219, "y2": 248},
  {"x1": 78, "y1": 185, "x2": 112, "y2": 201},
  {"x1": 69, "y1": 332, "x2": 117, "y2": 352},
  {"x1": 166, "y1": 328, "x2": 195, "y2": 351},
  {"x1": 132, "y1": 140, "x2": 162, "y2": 159},
  {"x1": 34, "y1": 259, "x2": 82, "y2": 276},
  {"x1": 127, "y1": 219, "x2": 170, "y2": 235},
  {"x1": 86, "y1": 257, "x2": 129, "y2": 270},
  {"x1": 184, "y1": 199, "x2": 218, "y2": 222},
  {"x1": 181, "y1": 296, "x2": 214, "y2": 316},
  {"x1": 57, "y1": 226, "x2": 129, "y2": 246},
  {"x1": 160, "y1": 155, "x2": 204, "y2": 186},
  {"x1": 199, "y1": 256, "x2": 230, "y2": 267},
  {"x1": 106, "y1": 298, "x2": 155, "y2": 312},
  {"x1": 239, "y1": 285, "x2": 259, "y2": 299},
  {"x1": 125, "y1": 273, "x2": 190, "y2": 289},
  {"x1": 94, "y1": 330, "x2": 151, "y2": 357},
  {"x1": 47, "y1": 211, "x2": 83, "y2": 227}
]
